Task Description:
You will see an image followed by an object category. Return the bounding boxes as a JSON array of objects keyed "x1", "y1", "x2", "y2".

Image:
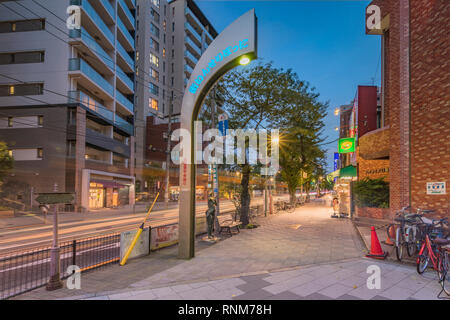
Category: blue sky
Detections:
[{"x1": 195, "y1": 0, "x2": 381, "y2": 172}]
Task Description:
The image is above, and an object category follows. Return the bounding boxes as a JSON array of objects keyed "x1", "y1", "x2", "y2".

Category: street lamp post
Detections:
[{"x1": 46, "y1": 183, "x2": 63, "y2": 291}]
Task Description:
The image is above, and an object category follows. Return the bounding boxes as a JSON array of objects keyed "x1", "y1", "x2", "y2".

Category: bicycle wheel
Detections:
[
  {"x1": 406, "y1": 228, "x2": 417, "y2": 257},
  {"x1": 417, "y1": 246, "x2": 430, "y2": 274},
  {"x1": 395, "y1": 228, "x2": 404, "y2": 261},
  {"x1": 440, "y1": 250, "x2": 450, "y2": 296}
]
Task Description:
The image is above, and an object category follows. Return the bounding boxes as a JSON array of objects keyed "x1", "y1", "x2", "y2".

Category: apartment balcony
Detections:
[
  {"x1": 184, "y1": 50, "x2": 198, "y2": 69},
  {"x1": 184, "y1": 64, "x2": 193, "y2": 79},
  {"x1": 118, "y1": 0, "x2": 135, "y2": 29},
  {"x1": 71, "y1": 0, "x2": 114, "y2": 51},
  {"x1": 358, "y1": 126, "x2": 390, "y2": 160},
  {"x1": 116, "y1": 65, "x2": 134, "y2": 94},
  {"x1": 115, "y1": 114, "x2": 133, "y2": 136},
  {"x1": 125, "y1": 0, "x2": 136, "y2": 9},
  {"x1": 69, "y1": 58, "x2": 114, "y2": 101},
  {"x1": 85, "y1": 128, "x2": 131, "y2": 158},
  {"x1": 69, "y1": 27, "x2": 114, "y2": 74},
  {"x1": 117, "y1": 17, "x2": 135, "y2": 52},
  {"x1": 95, "y1": 0, "x2": 115, "y2": 24},
  {"x1": 184, "y1": 22, "x2": 202, "y2": 48},
  {"x1": 185, "y1": 36, "x2": 202, "y2": 58},
  {"x1": 68, "y1": 90, "x2": 114, "y2": 123},
  {"x1": 116, "y1": 90, "x2": 134, "y2": 115},
  {"x1": 117, "y1": 41, "x2": 134, "y2": 73}
]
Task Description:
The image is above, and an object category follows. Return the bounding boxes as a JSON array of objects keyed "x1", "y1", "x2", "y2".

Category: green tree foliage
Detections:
[
  {"x1": 216, "y1": 62, "x2": 328, "y2": 223},
  {"x1": 0, "y1": 141, "x2": 13, "y2": 185},
  {"x1": 353, "y1": 178, "x2": 389, "y2": 208}
]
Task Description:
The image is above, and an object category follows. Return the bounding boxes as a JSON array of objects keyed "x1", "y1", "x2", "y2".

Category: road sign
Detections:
[
  {"x1": 218, "y1": 113, "x2": 229, "y2": 136},
  {"x1": 427, "y1": 182, "x2": 446, "y2": 195},
  {"x1": 338, "y1": 137, "x2": 356, "y2": 154}
]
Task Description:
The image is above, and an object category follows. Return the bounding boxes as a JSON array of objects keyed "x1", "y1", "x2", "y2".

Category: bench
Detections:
[{"x1": 217, "y1": 214, "x2": 241, "y2": 236}]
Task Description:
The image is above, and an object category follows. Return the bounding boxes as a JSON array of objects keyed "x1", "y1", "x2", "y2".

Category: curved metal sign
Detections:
[{"x1": 178, "y1": 9, "x2": 258, "y2": 259}]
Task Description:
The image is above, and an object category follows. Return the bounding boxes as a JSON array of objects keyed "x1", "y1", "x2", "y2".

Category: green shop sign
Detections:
[{"x1": 338, "y1": 138, "x2": 356, "y2": 154}]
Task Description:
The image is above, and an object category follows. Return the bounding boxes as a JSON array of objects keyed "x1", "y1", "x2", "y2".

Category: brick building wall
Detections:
[
  {"x1": 410, "y1": 0, "x2": 450, "y2": 217},
  {"x1": 367, "y1": 0, "x2": 449, "y2": 217}
]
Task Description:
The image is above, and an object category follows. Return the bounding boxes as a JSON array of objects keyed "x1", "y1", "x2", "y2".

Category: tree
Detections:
[
  {"x1": 0, "y1": 141, "x2": 13, "y2": 186},
  {"x1": 217, "y1": 62, "x2": 305, "y2": 225}
]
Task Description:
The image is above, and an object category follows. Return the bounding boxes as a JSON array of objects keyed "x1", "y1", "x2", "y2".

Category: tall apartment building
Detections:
[
  {"x1": 0, "y1": 0, "x2": 137, "y2": 211},
  {"x1": 134, "y1": 0, "x2": 217, "y2": 192},
  {"x1": 363, "y1": 0, "x2": 449, "y2": 217}
]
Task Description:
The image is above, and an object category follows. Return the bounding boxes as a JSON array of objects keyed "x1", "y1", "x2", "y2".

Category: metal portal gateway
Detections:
[{"x1": 178, "y1": 9, "x2": 258, "y2": 259}]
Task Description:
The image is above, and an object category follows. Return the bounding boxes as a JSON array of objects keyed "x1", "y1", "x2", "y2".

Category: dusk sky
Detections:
[{"x1": 196, "y1": 0, "x2": 381, "y2": 172}]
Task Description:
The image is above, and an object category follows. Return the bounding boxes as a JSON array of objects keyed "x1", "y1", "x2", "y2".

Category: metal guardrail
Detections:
[
  {"x1": 0, "y1": 233, "x2": 120, "y2": 300},
  {"x1": 0, "y1": 201, "x2": 267, "y2": 300}
]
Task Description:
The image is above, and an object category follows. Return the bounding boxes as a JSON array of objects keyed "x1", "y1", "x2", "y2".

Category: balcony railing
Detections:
[
  {"x1": 69, "y1": 58, "x2": 114, "y2": 97},
  {"x1": 185, "y1": 36, "x2": 201, "y2": 57},
  {"x1": 68, "y1": 90, "x2": 114, "y2": 122},
  {"x1": 100, "y1": 0, "x2": 115, "y2": 19},
  {"x1": 115, "y1": 115, "x2": 133, "y2": 135},
  {"x1": 116, "y1": 90, "x2": 134, "y2": 113},
  {"x1": 117, "y1": 38, "x2": 135, "y2": 69},
  {"x1": 184, "y1": 63, "x2": 194, "y2": 75},
  {"x1": 71, "y1": 0, "x2": 114, "y2": 45},
  {"x1": 118, "y1": 17, "x2": 135, "y2": 48},
  {"x1": 69, "y1": 27, "x2": 114, "y2": 70},
  {"x1": 184, "y1": 22, "x2": 202, "y2": 45},
  {"x1": 118, "y1": 0, "x2": 135, "y2": 27},
  {"x1": 184, "y1": 50, "x2": 198, "y2": 66},
  {"x1": 117, "y1": 65, "x2": 134, "y2": 91}
]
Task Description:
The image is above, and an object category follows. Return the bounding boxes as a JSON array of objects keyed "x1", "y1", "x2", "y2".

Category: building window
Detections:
[
  {"x1": 172, "y1": 7, "x2": 175, "y2": 16},
  {"x1": 149, "y1": 98, "x2": 158, "y2": 110},
  {"x1": 162, "y1": 48, "x2": 166, "y2": 57},
  {"x1": 0, "y1": 83, "x2": 43, "y2": 96},
  {"x1": 163, "y1": 20, "x2": 166, "y2": 31},
  {"x1": 171, "y1": 50, "x2": 174, "y2": 59},
  {"x1": 171, "y1": 77, "x2": 174, "y2": 86},
  {"x1": 151, "y1": 8, "x2": 160, "y2": 24},
  {"x1": 0, "y1": 19, "x2": 45, "y2": 33},
  {"x1": 172, "y1": 35, "x2": 174, "y2": 45},
  {"x1": 38, "y1": 115, "x2": 44, "y2": 126},
  {"x1": 150, "y1": 23, "x2": 159, "y2": 38},
  {"x1": 149, "y1": 83, "x2": 159, "y2": 96},
  {"x1": 150, "y1": 37, "x2": 159, "y2": 52},
  {"x1": 7, "y1": 117, "x2": 13, "y2": 127},
  {"x1": 149, "y1": 53, "x2": 159, "y2": 67},
  {"x1": 171, "y1": 63, "x2": 174, "y2": 73},
  {"x1": 163, "y1": 61, "x2": 166, "y2": 72},
  {"x1": 150, "y1": 68, "x2": 159, "y2": 82},
  {"x1": 151, "y1": 0, "x2": 160, "y2": 8},
  {"x1": 0, "y1": 51, "x2": 45, "y2": 65},
  {"x1": 172, "y1": 22, "x2": 175, "y2": 32}
]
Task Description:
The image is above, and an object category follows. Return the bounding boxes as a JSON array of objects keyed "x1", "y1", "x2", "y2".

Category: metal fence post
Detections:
[{"x1": 72, "y1": 240, "x2": 76, "y2": 267}]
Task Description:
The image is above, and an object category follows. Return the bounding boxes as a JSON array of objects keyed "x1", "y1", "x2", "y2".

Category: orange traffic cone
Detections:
[
  {"x1": 366, "y1": 226, "x2": 388, "y2": 259},
  {"x1": 382, "y1": 225, "x2": 395, "y2": 246}
]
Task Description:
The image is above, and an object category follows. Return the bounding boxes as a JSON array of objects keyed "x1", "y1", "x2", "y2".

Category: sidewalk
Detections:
[{"x1": 12, "y1": 202, "x2": 447, "y2": 300}]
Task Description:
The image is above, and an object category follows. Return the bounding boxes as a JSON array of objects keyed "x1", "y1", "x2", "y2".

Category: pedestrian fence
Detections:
[
  {"x1": 0, "y1": 233, "x2": 120, "y2": 300},
  {"x1": 0, "y1": 202, "x2": 265, "y2": 300}
]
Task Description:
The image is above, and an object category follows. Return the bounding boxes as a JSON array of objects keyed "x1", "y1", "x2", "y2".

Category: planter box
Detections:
[{"x1": 356, "y1": 206, "x2": 391, "y2": 220}]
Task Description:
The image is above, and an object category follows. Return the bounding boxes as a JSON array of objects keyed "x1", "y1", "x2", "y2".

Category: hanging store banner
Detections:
[{"x1": 338, "y1": 138, "x2": 356, "y2": 154}]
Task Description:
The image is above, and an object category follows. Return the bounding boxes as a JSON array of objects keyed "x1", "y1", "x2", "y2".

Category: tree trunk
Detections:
[
  {"x1": 289, "y1": 189, "x2": 296, "y2": 205},
  {"x1": 240, "y1": 164, "x2": 251, "y2": 226}
]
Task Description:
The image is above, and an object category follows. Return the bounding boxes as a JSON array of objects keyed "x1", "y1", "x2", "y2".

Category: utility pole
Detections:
[
  {"x1": 164, "y1": 97, "x2": 173, "y2": 209},
  {"x1": 46, "y1": 182, "x2": 63, "y2": 291}
]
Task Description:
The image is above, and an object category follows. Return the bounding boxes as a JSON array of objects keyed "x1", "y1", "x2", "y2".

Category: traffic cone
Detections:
[
  {"x1": 382, "y1": 225, "x2": 395, "y2": 246},
  {"x1": 366, "y1": 226, "x2": 388, "y2": 259}
]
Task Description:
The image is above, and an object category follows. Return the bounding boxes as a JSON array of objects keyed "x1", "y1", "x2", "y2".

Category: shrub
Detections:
[{"x1": 353, "y1": 178, "x2": 389, "y2": 208}]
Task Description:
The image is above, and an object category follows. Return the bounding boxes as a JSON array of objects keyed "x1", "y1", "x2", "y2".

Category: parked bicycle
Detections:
[{"x1": 415, "y1": 218, "x2": 450, "y2": 296}]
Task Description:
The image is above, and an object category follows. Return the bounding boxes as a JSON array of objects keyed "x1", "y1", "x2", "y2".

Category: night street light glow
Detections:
[{"x1": 239, "y1": 56, "x2": 251, "y2": 65}]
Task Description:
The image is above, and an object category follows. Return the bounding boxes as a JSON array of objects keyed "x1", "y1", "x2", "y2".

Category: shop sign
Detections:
[
  {"x1": 338, "y1": 138, "x2": 356, "y2": 154},
  {"x1": 427, "y1": 182, "x2": 446, "y2": 195}
]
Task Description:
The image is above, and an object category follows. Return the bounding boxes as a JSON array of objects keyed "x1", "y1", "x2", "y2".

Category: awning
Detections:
[
  {"x1": 91, "y1": 179, "x2": 127, "y2": 189},
  {"x1": 339, "y1": 165, "x2": 357, "y2": 178}
]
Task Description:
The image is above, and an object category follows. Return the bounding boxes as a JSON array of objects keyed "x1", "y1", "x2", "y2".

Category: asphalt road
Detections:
[{"x1": 0, "y1": 196, "x2": 285, "y2": 254}]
